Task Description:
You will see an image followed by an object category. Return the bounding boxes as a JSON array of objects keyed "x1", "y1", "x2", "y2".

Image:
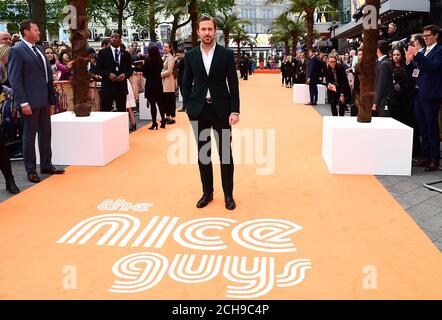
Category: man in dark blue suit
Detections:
[
  {"x1": 306, "y1": 48, "x2": 320, "y2": 106},
  {"x1": 407, "y1": 25, "x2": 442, "y2": 172},
  {"x1": 8, "y1": 20, "x2": 64, "y2": 183}
]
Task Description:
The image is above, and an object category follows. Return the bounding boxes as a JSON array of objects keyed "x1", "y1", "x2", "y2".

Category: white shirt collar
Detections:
[
  {"x1": 22, "y1": 38, "x2": 36, "y2": 49},
  {"x1": 378, "y1": 55, "x2": 387, "y2": 62},
  {"x1": 200, "y1": 42, "x2": 216, "y2": 56},
  {"x1": 111, "y1": 45, "x2": 121, "y2": 52},
  {"x1": 425, "y1": 43, "x2": 437, "y2": 55}
]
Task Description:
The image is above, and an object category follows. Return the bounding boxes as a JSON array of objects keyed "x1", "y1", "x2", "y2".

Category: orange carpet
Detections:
[{"x1": 0, "y1": 74, "x2": 441, "y2": 300}]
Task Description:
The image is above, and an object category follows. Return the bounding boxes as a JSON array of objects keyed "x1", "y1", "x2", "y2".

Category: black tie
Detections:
[
  {"x1": 32, "y1": 45, "x2": 44, "y2": 70},
  {"x1": 114, "y1": 48, "x2": 120, "y2": 72}
]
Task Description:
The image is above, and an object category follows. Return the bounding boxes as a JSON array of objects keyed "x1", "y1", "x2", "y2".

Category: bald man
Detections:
[{"x1": 0, "y1": 32, "x2": 12, "y2": 47}]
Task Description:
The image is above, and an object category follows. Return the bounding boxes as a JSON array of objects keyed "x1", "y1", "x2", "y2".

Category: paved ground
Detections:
[
  {"x1": 313, "y1": 103, "x2": 442, "y2": 251},
  {"x1": 1, "y1": 100, "x2": 442, "y2": 252}
]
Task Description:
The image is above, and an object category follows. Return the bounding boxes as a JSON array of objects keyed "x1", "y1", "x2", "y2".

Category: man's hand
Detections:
[
  {"x1": 372, "y1": 104, "x2": 377, "y2": 111},
  {"x1": 307, "y1": 78, "x2": 311, "y2": 85},
  {"x1": 109, "y1": 73, "x2": 118, "y2": 82},
  {"x1": 229, "y1": 114, "x2": 240, "y2": 126},
  {"x1": 406, "y1": 46, "x2": 418, "y2": 63},
  {"x1": 21, "y1": 103, "x2": 32, "y2": 116},
  {"x1": 117, "y1": 74, "x2": 126, "y2": 82}
]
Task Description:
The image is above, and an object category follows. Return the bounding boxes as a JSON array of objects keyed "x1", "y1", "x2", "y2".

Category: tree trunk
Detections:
[
  {"x1": 149, "y1": 3, "x2": 157, "y2": 43},
  {"x1": 189, "y1": 0, "x2": 199, "y2": 47},
  {"x1": 356, "y1": 0, "x2": 380, "y2": 123},
  {"x1": 28, "y1": 0, "x2": 47, "y2": 42},
  {"x1": 68, "y1": 0, "x2": 92, "y2": 117},
  {"x1": 284, "y1": 39, "x2": 289, "y2": 55},
  {"x1": 237, "y1": 43, "x2": 241, "y2": 69},
  {"x1": 224, "y1": 31, "x2": 229, "y2": 47},
  {"x1": 117, "y1": 9, "x2": 124, "y2": 36},
  {"x1": 170, "y1": 14, "x2": 179, "y2": 43},
  {"x1": 292, "y1": 33, "x2": 298, "y2": 54},
  {"x1": 305, "y1": 9, "x2": 314, "y2": 52}
]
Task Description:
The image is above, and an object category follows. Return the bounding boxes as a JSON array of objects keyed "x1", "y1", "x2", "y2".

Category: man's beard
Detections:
[{"x1": 202, "y1": 36, "x2": 214, "y2": 45}]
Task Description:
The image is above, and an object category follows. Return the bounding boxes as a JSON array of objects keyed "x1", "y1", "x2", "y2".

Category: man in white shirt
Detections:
[{"x1": 182, "y1": 16, "x2": 240, "y2": 211}]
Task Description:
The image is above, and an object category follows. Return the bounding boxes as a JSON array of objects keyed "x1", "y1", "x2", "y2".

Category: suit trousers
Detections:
[
  {"x1": 21, "y1": 106, "x2": 52, "y2": 173},
  {"x1": 163, "y1": 92, "x2": 176, "y2": 117},
  {"x1": 328, "y1": 92, "x2": 346, "y2": 116},
  {"x1": 0, "y1": 130, "x2": 13, "y2": 179},
  {"x1": 189, "y1": 102, "x2": 234, "y2": 196},
  {"x1": 100, "y1": 89, "x2": 127, "y2": 112},
  {"x1": 415, "y1": 95, "x2": 440, "y2": 161},
  {"x1": 309, "y1": 82, "x2": 318, "y2": 103}
]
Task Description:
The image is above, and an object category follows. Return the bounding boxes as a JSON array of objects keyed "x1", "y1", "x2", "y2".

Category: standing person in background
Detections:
[
  {"x1": 351, "y1": 48, "x2": 363, "y2": 117},
  {"x1": 306, "y1": 48, "x2": 320, "y2": 106},
  {"x1": 0, "y1": 32, "x2": 12, "y2": 47},
  {"x1": 318, "y1": 51, "x2": 328, "y2": 84},
  {"x1": 162, "y1": 41, "x2": 176, "y2": 125},
  {"x1": 142, "y1": 45, "x2": 166, "y2": 130},
  {"x1": 175, "y1": 49, "x2": 186, "y2": 112},
  {"x1": 406, "y1": 25, "x2": 442, "y2": 172},
  {"x1": 391, "y1": 47, "x2": 414, "y2": 125},
  {"x1": 373, "y1": 40, "x2": 393, "y2": 117},
  {"x1": 325, "y1": 54, "x2": 351, "y2": 117},
  {"x1": 284, "y1": 55, "x2": 294, "y2": 88},
  {"x1": 55, "y1": 50, "x2": 73, "y2": 81},
  {"x1": 44, "y1": 46, "x2": 58, "y2": 76},
  {"x1": 8, "y1": 20, "x2": 65, "y2": 184},
  {"x1": 96, "y1": 33, "x2": 133, "y2": 112},
  {"x1": 0, "y1": 44, "x2": 20, "y2": 194},
  {"x1": 280, "y1": 56, "x2": 287, "y2": 86},
  {"x1": 296, "y1": 51, "x2": 307, "y2": 84}
]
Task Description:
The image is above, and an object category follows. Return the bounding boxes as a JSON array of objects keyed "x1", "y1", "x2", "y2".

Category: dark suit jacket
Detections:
[
  {"x1": 414, "y1": 44, "x2": 442, "y2": 101},
  {"x1": 96, "y1": 46, "x2": 133, "y2": 95},
  {"x1": 182, "y1": 44, "x2": 239, "y2": 119},
  {"x1": 374, "y1": 56, "x2": 393, "y2": 107},
  {"x1": 8, "y1": 41, "x2": 55, "y2": 109},
  {"x1": 325, "y1": 63, "x2": 351, "y2": 99},
  {"x1": 307, "y1": 56, "x2": 320, "y2": 82}
]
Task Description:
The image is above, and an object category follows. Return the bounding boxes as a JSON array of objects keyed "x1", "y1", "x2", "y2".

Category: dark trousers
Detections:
[
  {"x1": 328, "y1": 92, "x2": 346, "y2": 116},
  {"x1": 0, "y1": 130, "x2": 13, "y2": 180},
  {"x1": 415, "y1": 95, "x2": 440, "y2": 161},
  {"x1": 309, "y1": 82, "x2": 318, "y2": 103},
  {"x1": 285, "y1": 76, "x2": 293, "y2": 87},
  {"x1": 189, "y1": 102, "x2": 234, "y2": 196},
  {"x1": 100, "y1": 89, "x2": 127, "y2": 112},
  {"x1": 163, "y1": 92, "x2": 176, "y2": 117},
  {"x1": 147, "y1": 94, "x2": 166, "y2": 122},
  {"x1": 21, "y1": 106, "x2": 52, "y2": 173}
]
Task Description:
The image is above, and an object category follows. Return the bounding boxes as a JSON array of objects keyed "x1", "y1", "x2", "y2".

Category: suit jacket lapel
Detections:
[
  {"x1": 195, "y1": 48, "x2": 208, "y2": 80},
  {"x1": 22, "y1": 42, "x2": 45, "y2": 73},
  {"x1": 208, "y1": 44, "x2": 221, "y2": 79}
]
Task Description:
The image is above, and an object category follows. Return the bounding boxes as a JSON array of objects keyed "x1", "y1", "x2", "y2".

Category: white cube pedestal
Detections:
[
  {"x1": 36, "y1": 111, "x2": 129, "y2": 166},
  {"x1": 322, "y1": 117, "x2": 413, "y2": 176},
  {"x1": 293, "y1": 84, "x2": 326, "y2": 104},
  {"x1": 139, "y1": 92, "x2": 162, "y2": 121}
]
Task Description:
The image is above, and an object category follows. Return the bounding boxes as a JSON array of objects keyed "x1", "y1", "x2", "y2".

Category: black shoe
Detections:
[
  {"x1": 160, "y1": 120, "x2": 167, "y2": 129},
  {"x1": 305, "y1": 102, "x2": 314, "y2": 105},
  {"x1": 41, "y1": 166, "x2": 65, "y2": 175},
  {"x1": 27, "y1": 172, "x2": 42, "y2": 183},
  {"x1": 167, "y1": 119, "x2": 176, "y2": 125},
  {"x1": 196, "y1": 193, "x2": 214, "y2": 208},
  {"x1": 129, "y1": 123, "x2": 137, "y2": 132},
  {"x1": 149, "y1": 122, "x2": 158, "y2": 130},
  {"x1": 225, "y1": 195, "x2": 236, "y2": 211},
  {"x1": 178, "y1": 108, "x2": 186, "y2": 112},
  {"x1": 5, "y1": 177, "x2": 20, "y2": 194}
]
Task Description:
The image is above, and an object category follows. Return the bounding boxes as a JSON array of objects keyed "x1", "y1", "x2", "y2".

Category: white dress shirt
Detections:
[
  {"x1": 424, "y1": 43, "x2": 437, "y2": 56},
  {"x1": 200, "y1": 43, "x2": 216, "y2": 99},
  {"x1": 111, "y1": 45, "x2": 122, "y2": 66}
]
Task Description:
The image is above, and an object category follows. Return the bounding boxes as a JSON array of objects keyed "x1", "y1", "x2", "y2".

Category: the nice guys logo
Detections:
[{"x1": 56, "y1": 199, "x2": 312, "y2": 299}]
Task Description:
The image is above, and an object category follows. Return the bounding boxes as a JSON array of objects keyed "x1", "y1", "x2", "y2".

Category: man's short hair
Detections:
[
  {"x1": 20, "y1": 20, "x2": 35, "y2": 37},
  {"x1": 377, "y1": 40, "x2": 391, "y2": 55},
  {"x1": 411, "y1": 33, "x2": 425, "y2": 48},
  {"x1": 176, "y1": 48, "x2": 184, "y2": 54},
  {"x1": 197, "y1": 15, "x2": 217, "y2": 30},
  {"x1": 110, "y1": 33, "x2": 121, "y2": 39},
  {"x1": 423, "y1": 25, "x2": 440, "y2": 36},
  {"x1": 101, "y1": 38, "x2": 110, "y2": 47}
]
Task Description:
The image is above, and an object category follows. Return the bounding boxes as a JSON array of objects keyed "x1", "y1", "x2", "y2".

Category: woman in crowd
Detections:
[
  {"x1": 325, "y1": 54, "x2": 351, "y2": 117},
  {"x1": 44, "y1": 46, "x2": 58, "y2": 76},
  {"x1": 0, "y1": 44, "x2": 20, "y2": 194},
  {"x1": 143, "y1": 45, "x2": 167, "y2": 130},
  {"x1": 280, "y1": 56, "x2": 287, "y2": 86},
  {"x1": 284, "y1": 55, "x2": 295, "y2": 88},
  {"x1": 56, "y1": 50, "x2": 73, "y2": 81},
  {"x1": 161, "y1": 41, "x2": 176, "y2": 125}
]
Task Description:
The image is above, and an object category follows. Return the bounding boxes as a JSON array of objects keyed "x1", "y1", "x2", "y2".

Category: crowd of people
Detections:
[
  {"x1": 0, "y1": 21, "x2": 189, "y2": 195},
  {"x1": 280, "y1": 24, "x2": 442, "y2": 173}
]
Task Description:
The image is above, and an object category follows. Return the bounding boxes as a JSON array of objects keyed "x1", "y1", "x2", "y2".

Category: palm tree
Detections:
[
  {"x1": 231, "y1": 26, "x2": 251, "y2": 69},
  {"x1": 356, "y1": 0, "x2": 380, "y2": 123},
  {"x1": 217, "y1": 13, "x2": 251, "y2": 48},
  {"x1": 267, "y1": 0, "x2": 330, "y2": 52},
  {"x1": 273, "y1": 13, "x2": 306, "y2": 54},
  {"x1": 68, "y1": 0, "x2": 92, "y2": 116},
  {"x1": 269, "y1": 29, "x2": 291, "y2": 55}
]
